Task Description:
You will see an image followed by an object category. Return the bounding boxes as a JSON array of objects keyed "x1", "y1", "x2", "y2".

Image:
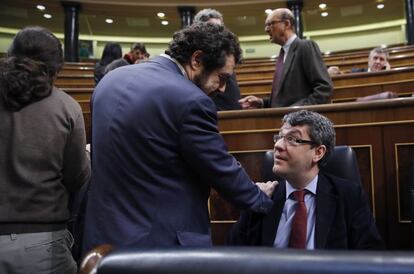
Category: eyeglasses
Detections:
[
  {"x1": 265, "y1": 20, "x2": 284, "y2": 28},
  {"x1": 273, "y1": 134, "x2": 317, "y2": 146}
]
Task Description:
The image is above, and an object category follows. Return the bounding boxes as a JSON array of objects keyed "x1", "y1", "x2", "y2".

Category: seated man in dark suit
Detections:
[
  {"x1": 228, "y1": 110, "x2": 384, "y2": 250},
  {"x1": 351, "y1": 47, "x2": 391, "y2": 73}
]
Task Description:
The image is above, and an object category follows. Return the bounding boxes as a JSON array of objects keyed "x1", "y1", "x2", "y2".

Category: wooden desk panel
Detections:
[
  {"x1": 55, "y1": 76, "x2": 95, "y2": 88},
  {"x1": 238, "y1": 67, "x2": 414, "y2": 103},
  {"x1": 62, "y1": 87, "x2": 94, "y2": 100}
]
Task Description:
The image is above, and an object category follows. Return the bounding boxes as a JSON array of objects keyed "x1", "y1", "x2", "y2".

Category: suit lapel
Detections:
[
  {"x1": 261, "y1": 181, "x2": 286, "y2": 246},
  {"x1": 314, "y1": 174, "x2": 337, "y2": 248},
  {"x1": 277, "y1": 38, "x2": 298, "y2": 94}
]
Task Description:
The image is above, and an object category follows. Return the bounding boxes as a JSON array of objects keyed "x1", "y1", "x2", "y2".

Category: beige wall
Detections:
[
  {"x1": 0, "y1": 19, "x2": 408, "y2": 59},
  {"x1": 0, "y1": 33, "x2": 14, "y2": 53},
  {"x1": 95, "y1": 41, "x2": 168, "y2": 60},
  {"x1": 239, "y1": 20, "x2": 407, "y2": 58}
]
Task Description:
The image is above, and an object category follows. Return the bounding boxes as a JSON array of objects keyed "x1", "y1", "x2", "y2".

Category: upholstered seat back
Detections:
[
  {"x1": 262, "y1": 145, "x2": 361, "y2": 185},
  {"x1": 96, "y1": 247, "x2": 414, "y2": 274}
]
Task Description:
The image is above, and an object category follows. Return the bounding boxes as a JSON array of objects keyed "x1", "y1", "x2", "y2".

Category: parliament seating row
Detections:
[
  {"x1": 237, "y1": 66, "x2": 414, "y2": 102},
  {"x1": 55, "y1": 44, "x2": 414, "y2": 85},
  {"x1": 58, "y1": 65, "x2": 414, "y2": 106},
  {"x1": 235, "y1": 52, "x2": 414, "y2": 80},
  {"x1": 238, "y1": 43, "x2": 414, "y2": 68}
]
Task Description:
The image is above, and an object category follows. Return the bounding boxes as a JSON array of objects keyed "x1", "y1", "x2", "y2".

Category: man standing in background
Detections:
[
  {"x1": 239, "y1": 8, "x2": 332, "y2": 108},
  {"x1": 123, "y1": 42, "x2": 147, "y2": 64}
]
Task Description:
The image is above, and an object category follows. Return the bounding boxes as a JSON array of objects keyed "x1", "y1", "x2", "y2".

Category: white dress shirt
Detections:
[{"x1": 273, "y1": 175, "x2": 317, "y2": 249}]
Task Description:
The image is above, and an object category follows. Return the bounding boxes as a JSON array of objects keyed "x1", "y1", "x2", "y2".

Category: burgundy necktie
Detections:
[
  {"x1": 288, "y1": 190, "x2": 307, "y2": 248},
  {"x1": 270, "y1": 48, "x2": 284, "y2": 107}
]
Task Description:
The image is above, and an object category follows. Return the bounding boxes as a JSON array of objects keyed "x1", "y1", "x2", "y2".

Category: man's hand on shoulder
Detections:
[{"x1": 256, "y1": 181, "x2": 278, "y2": 197}]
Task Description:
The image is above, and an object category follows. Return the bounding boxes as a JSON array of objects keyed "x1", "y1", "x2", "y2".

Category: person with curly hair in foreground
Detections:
[{"x1": 82, "y1": 23, "x2": 277, "y2": 254}]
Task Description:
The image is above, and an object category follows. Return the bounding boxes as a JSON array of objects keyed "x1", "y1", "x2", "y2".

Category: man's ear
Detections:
[
  {"x1": 313, "y1": 145, "x2": 326, "y2": 164},
  {"x1": 190, "y1": 50, "x2": 204, "y2": 70}
]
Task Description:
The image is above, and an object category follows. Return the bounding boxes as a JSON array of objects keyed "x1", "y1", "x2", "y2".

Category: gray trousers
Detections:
[{"x1": 0, "y1": 229, "x2": 77, "y2": 274}]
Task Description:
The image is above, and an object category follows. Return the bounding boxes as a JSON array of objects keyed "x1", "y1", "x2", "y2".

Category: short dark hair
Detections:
[
  {"x1": 101, "y1": 42, "x2": 122, "y2": 65},
  {"x1": 7, "y1": 26, "x2": 63, "y2": 78},
  {"x1": 166, "y1": 23, "x2": 242, "y2": 72},
  {"x1": 0, "y1": 26, "x2": 63, "y2": 111},
  {"x1": 193, "y1": 8, "x2": 223, "y2": 24},
  {"x1": 282, "y1": 110, "x2": 336, "y2": 167},
  {"x1": 131, "y1": 43, "x2": 146, "y2": 53}
]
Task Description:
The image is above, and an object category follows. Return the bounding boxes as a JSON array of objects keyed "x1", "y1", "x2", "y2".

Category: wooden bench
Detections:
[
  {"x1": 62, "y1": 87, "x2": 94, "y2": 100},
  {"x1": 237, "y1": 66, "x2": 414, "y2": 102},
  {"x1": 55, "y1": 75, "x2": 94, "y2": 88},
  {"x1": 236, "y1": 52, "x2": 414, "y2": 81}
]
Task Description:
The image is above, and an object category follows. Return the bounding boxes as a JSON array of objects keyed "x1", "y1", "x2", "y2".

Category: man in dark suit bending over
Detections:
[
  {"x1": 82, "y1": 23, "x2": 277, "y2": 254},
  {"x1": 239, "y1": 8, "x2": 332, "y2": 108},
  {"x1": 229, "y1": 110, "x2": 384, "y2": 249}
]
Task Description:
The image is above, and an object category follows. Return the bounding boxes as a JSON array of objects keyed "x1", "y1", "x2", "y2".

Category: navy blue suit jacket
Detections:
[
  {"x1": 228, "y1": 173, "x2": 384, "y2": 250},
  {"x1": 82, "y1": 56, "x2": 272, "y2": 253}
]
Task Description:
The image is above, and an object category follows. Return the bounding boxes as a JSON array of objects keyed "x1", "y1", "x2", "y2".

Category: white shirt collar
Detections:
[
  {"x1": 160, "y1": 53, "x2": 188, "y2": 79},
  {"x1": 285, "y1": 174, "x2": 318, "y2": 199},
  {"x1": 282, "y1": 34, "x2": 297, "y2": 57}
]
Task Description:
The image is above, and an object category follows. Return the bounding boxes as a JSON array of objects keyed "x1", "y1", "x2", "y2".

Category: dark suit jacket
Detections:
[
  {"x1": 228, "y1": 173, "x2": 384, "y2": 250},
  {"x1": 264, "y1": 38, "x2": 333, "y2": 107},
  {"x1": 82, "y1": 56, "x2": 273, "y2": 254},
  {"x1": 351, "y1": 67, "x2": 368, "y2": 73},
  {"x1": 211, "y1": 73, "x2": 241, "y2": 111}
]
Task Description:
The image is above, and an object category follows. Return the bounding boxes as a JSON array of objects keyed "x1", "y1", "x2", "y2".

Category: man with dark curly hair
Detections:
[{"x1": 82, "y1": 23, "x2": 277, "y2": 253}]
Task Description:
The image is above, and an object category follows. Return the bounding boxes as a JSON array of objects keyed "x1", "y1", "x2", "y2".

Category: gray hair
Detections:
[
  {"x1": 369, "y1": 47, "x2": 389, "y2": 60},
  {"x1": 193, "y1": 8, "x2": 223, "y2": 24},
  {"x1": 282, "y1": 110, "x2": 335, "y2": 167},
  {"x1": 279, "y1": 8, "x2": 295, "y2": 28}
]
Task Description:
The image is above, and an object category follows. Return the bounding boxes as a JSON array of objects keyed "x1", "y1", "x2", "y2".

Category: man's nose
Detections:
[
  {"x1": 274, "y1": 138, "x2": 284, "y2": 150},
  {"x1": 218, "y1": 83, "x2": 226, "y2": 92}
]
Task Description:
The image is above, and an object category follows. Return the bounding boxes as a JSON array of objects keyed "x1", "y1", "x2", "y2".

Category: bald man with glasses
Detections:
[
  {"x1": 228, "y1": 110, "x2": 384, "y2": 250},
  {"x1": 239, "y1": 8, "x2": 332, "y2": 108}
]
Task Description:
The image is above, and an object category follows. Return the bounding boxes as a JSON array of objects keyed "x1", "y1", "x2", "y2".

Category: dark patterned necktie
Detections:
[
  {"x1": 288, "y1": 190, "x2": 307, "y2": 248},
  {"x1": 270, "y1": 48, "x2": 285, "y2": 107}
]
